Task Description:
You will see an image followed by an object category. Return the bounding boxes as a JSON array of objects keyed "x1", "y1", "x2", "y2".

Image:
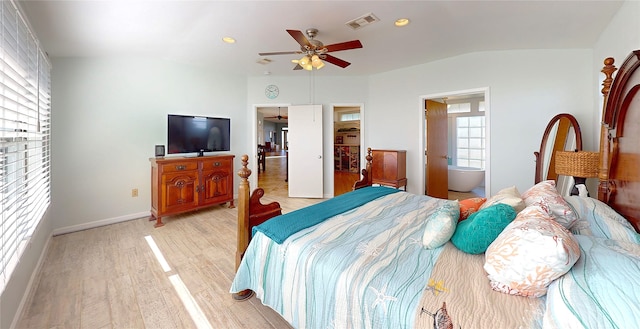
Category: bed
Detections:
[{"x1": 230, "y1": 50, "x2": 640, "y2": 329}]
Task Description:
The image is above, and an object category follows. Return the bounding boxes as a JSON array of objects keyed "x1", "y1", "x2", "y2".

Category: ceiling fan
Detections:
[
  {"x1": 259, "y1": 28, "x2": 363, "y2": 70},
  {"x1": 265, "y1": 107, "x2": 288, "y2": 120}
]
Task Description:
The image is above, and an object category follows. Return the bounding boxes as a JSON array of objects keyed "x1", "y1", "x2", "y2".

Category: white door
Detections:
[{"x1": 288, "y1": 104, "x2": 323, "y2": 198}]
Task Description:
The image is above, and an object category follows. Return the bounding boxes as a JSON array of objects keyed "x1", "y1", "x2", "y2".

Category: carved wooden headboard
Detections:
[{"x1": 598, "y1": 50, "x2": 640, "y2": 233}]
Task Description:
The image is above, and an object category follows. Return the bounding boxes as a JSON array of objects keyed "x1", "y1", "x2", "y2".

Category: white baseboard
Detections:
[
  {"x1": 52, "y1": 211, "x2": 150, "y2": 236},
  {"x1": 10, "y1": 228, "x2": 52, "y2": 329}
]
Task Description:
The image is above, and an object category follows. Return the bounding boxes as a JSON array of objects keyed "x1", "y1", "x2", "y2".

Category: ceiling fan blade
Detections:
[
  {"x1": 323, "y1": 54, "x2": 351, "y2": 68},
  {"x1": 324, "y1": 40, "x2": 363, "y2": 53},
  {"x1": 259, "y1": 51, "x2": 302, "y2": 56},
  {"x1": 287, "y1": 29, "x2": 312, "y2": 48}
]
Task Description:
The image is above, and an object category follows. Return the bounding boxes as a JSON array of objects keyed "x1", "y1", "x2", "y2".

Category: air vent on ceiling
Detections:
[
  {"x1": 346, "y1": 12, "x2": 380, "y2": 30},
  {"x1": 257, "y1": 58, "x2": 273, "y2": 65}
]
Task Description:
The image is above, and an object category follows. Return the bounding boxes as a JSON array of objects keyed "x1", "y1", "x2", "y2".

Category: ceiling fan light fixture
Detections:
[
  {"x1": 299, "y1": 55, "x2": 310, "y2": 66},
  {"x1": 311, "y1": 55, "x2": 324, "y2": 69},
  {"x1": 260, "y1": 28, "x2": 361, "y2": 71}
]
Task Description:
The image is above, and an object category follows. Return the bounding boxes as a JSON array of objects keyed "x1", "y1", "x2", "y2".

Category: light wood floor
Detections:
[
  {"x1": 17, "y1": 157, "x2": 453, "y2": 328},
  {"x1": 447, "y1": 186, "x2": 485, "y2": 200},
  {"x1": 257, "y1": 152, "x2": 360, "y2": 197},
  {"x1": 17, "y1": 158, "x2": 320, "y2": 329}
]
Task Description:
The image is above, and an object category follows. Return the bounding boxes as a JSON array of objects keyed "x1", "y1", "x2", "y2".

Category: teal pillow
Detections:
[{"x1": 451, "y1": 203, "x2": 517, "y2": 254}]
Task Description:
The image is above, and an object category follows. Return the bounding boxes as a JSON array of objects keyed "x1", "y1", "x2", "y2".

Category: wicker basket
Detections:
[{"x1": 555, "y1": 151, "x2": 599, "y2": 177}]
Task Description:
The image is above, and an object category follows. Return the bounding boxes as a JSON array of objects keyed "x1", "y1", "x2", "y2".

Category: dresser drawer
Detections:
[
  {"x1": 160, "y1": 162, "x2": 198, "y2": 173},
  {"x1": 202, "y1": 158, "x2": 232, "y2": 170}
]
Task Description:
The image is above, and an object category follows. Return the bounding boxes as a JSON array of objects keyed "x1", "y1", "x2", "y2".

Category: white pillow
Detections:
[
  {"x1": 522, "y1": 180, "x2": 579, "y2": 229},
  {"x1": 480, "y1": 185, "x2": 525, "y2": 212},
  {"x1": 423, "y1": 200, "x2": 459, "y2": 249},
  {"x1": 484, "y1": 205, "x2": 580, "y2": 297}
]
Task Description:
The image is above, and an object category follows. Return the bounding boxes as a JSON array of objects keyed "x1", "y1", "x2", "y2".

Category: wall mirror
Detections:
[{"x1": 534, "y1": 113, "x2": 582, "y2": 193}]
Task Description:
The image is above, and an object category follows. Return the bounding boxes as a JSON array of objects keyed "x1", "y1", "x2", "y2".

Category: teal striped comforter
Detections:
[
  {"x1": 544, "y1": 235, "x2": 640, "y2": 328},
  {"x1": 231, "y1": 191, "x2": 640, "y2": 328},
  {"x1": 231, "y1": 192, "x2": 448, "y2": 328},
  {"x1": 253, "y1": 186, "x2": 401, "y2": 244}
]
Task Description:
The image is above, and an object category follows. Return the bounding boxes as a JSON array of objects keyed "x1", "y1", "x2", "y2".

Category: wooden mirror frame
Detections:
[{"x1": 534, "y1": 113, "x2": 583, "y2": 184}]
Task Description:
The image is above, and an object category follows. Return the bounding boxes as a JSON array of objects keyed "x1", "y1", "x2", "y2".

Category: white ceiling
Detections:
[{"x1": 18, "y1": 0, "x2": 623, "y2": 77}]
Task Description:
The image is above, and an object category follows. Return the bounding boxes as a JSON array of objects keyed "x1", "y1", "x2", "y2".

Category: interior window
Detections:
[
  {"x1": 340, "y1": 112, "x2": 360, "y2": 121},
  {"x1": 456, "y1": 116, "x2": 485, "y2": 168}
]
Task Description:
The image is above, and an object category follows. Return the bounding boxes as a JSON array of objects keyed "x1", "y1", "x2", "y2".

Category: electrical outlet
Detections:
[{"x1": 132, "y1": 188, "x2": 138, "y2": 197}]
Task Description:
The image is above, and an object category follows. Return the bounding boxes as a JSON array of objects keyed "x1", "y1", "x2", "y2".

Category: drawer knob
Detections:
[
  {"x1": 175, "y1": 165, "x2": 186, "y2": 170},
  {"x1": 214, "y1": 162, "x2": 221, "y2": 167}
]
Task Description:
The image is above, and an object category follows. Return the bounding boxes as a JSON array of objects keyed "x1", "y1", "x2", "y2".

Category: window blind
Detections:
[{"x1": 0, "y1": 0, "x2": 51, "y2": 294}]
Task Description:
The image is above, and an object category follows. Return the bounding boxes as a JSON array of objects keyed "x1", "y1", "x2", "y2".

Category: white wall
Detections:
[
  {"x1": 1, "y1": 210, "x2": 52, "y2": 329},
  {"x1": 50, "y1": 58, "x2": 248, "y2": 231},
  {"x1": 368, "y1": 49, "x2": 596, "y2": 195}
]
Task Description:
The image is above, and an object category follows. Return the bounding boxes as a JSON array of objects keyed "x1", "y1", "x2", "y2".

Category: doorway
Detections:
[
  {"x1": 255, "y1": 104, "x2": 324, "y2": 198},
  {"x1": 422, "y1": 89, "x2": 490, "y2": 200},
  {"x1": 255, "y1": 105, "x2": 289, "y2": 197},
  {"x1": 332, "y1": 104, "x2": 364, "y2": 197}
]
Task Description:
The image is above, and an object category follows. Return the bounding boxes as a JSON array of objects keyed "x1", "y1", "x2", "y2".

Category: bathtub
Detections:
[{"x1": 448, "y1": 165, "x2": 485, "y2": 192}]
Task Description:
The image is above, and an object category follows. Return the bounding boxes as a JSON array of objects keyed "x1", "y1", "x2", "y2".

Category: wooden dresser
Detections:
[
  {"x1": 371, "y1": 149, "x2": 407, "y2": 190},
  {"x1": 150, "y1": 154, "x2": 234, "y2": 227}
]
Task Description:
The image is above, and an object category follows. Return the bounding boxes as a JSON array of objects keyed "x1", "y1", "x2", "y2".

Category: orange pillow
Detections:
[{"x1": 459, "y1": 197, "x2": 487, "y2": 221}]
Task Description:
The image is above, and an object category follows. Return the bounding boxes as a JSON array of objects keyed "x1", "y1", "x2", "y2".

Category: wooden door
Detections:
[
  {"x1": 201, "y1": 166, "x2": 232, "y2": 206},
  {"x1": 425, "y1": 100, "x2": 449, "y2": 199},
  {"x1": 162, "y1": 171, "x2": 199, "y2": 212},
  {"x1": 288, "y1": 104, "x2": 324, "y2": 198}
]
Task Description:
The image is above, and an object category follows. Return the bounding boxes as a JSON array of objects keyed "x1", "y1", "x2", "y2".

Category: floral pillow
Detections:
[
  {"x1": 422, "y1": 200, "x2": 460, "y2": 249},
  {"x1": 564, "y1": 195, "x2": 640, "y2": 244},
  {"x1": 458, "y1": 197, "x2": 486, "y2": 221},
  {"x1": 521, "y1": 180, "x2": 578, "y2": 229},
  {"x1": 484, "y1": 205, "x2": 580, "y2": 297},
  {"x1": 480, "y1": 186, "x2": 525, "y2": 213}
]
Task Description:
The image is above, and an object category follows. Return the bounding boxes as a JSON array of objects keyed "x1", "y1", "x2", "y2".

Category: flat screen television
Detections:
[{"x1": 167, "y1": 114, "x2": 230, "y2": 156}]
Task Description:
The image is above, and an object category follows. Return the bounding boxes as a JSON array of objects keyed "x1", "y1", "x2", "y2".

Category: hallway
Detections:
[{"x1": 256, "y1": 152, "x2": 359, "y2": 198}]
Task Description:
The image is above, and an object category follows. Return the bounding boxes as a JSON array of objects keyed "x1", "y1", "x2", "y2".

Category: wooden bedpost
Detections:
[
  {"x1": 233, "y1": 154, "x2": 281, "y2": 300},
  {"x1": 233, "y1": 155, "x2": 254, "y2": 300},
  {"x1": 236, "y1": 154, "x2": 251, "y2": 272},
  {"x1": 598, "y1": 57, "x2": 617, "y2": 202},
  {"x1": 353, "y1": 147, "x2": 373, "y2": 190}
]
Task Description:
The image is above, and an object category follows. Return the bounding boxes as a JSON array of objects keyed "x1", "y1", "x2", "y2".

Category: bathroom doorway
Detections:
[{"x1": 423, "y1": 90, "x2": 489, "y2": 200}]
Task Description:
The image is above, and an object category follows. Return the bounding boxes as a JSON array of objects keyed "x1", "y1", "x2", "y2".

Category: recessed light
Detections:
[
  {"x1": 394, "y1": 18, "x2": 410, "y2": 27},
  {"x1": 222, "y1": 37, "x2": 236, "y2": 44}
]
